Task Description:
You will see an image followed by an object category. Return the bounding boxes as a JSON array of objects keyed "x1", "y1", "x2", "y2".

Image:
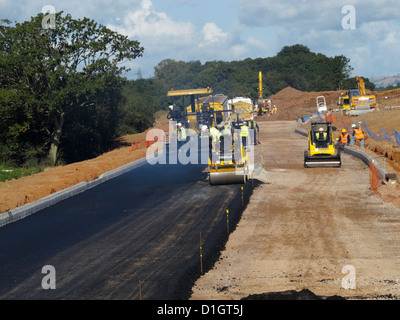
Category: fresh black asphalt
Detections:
[{"x1": 0, "y1": 145, "x2": 255, "y2": 300}]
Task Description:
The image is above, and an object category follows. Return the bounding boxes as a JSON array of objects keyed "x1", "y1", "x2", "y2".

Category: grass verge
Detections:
[{"x1": 0, "y1": 165, "x2": 44, "y2": 182}]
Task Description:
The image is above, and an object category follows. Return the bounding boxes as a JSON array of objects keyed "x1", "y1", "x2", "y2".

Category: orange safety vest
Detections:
[
  {"x1": 340, "y1": 133, "x2": 350, "y2": 143},
  {"x1": 354, "y1": 128, "x2": 365, "y2": 140}
]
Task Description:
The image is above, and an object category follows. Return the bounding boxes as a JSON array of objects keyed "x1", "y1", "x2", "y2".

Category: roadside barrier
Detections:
[
  {"x1": 380, "y1": 126, "x2": 393, "y2": 142},
  {"x1": 395, "y1": 131, "x2": 400, "y2": 146},
  {"x1": 362, "y1": 120, "x2": 385, "y2": 141}
]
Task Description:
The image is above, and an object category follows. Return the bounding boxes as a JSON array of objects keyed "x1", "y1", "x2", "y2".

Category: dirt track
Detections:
[{"x1": 191, "y1": 121, "x2": 400, "y2": 300}]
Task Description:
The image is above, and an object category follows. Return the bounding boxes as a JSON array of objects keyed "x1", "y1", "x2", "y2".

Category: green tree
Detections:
[
  {"x1": 117, "y1": 79, "x2": 161, "y2": 136},
  {"x1": 0, "y1": 12, "x2": 144, "y2": 165}
]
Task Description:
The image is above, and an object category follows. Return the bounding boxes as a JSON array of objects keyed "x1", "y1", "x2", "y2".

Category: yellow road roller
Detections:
[{"x1": 209, "y1": 122, "x2": 250, "y2": 185}]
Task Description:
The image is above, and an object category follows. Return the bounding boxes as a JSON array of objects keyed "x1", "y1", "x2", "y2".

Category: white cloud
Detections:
[
  {"x1": 3, "y1": 0, "x2": 399, "y2": 79},
  {"x1": 236, "y1": 0, "x2": 400, "y2": 78},
  {"x1": 199, "y1": 22, "x2": 228, "y2": 47},
  {"x1": 108, "y1": 0, "x2": 196, "y2": 46},
  {"x1": 107, "y1": 0, "x2": 274, "y2": 77},
  {"x1": 239, "y1": 0, "x2": 400, "y2": 28}
]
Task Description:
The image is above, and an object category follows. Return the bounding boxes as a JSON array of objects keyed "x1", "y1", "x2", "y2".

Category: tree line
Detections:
[
  {"x1": 1, "y1": 13, "x2": 373, "y2": 168},
  {"x1": 153, "y1": 44, "x2": 375, "y2": 106}
]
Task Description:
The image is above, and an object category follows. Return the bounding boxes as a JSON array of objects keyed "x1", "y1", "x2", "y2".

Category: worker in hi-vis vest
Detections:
[
  {"x1": 240, "y1": 121, "x2": 249, "y2": 148},
  {"x1": 340, "y1": 129, "x2": 350, "y2": 145},
  {"x1": 350, "y1": 124, "x2": 365, "y2": 148},
  {"x1": 210, "y1": 124, "x2": 222, "y2": 153},
  {"x1": 316, "y1": 127, "x2": 327, "y2": 141}
]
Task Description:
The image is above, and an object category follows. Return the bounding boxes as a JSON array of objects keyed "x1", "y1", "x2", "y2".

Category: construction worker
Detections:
[
  {"x1": 337, "y1": 128, "x2": 350, "y2": 151},
  {"x1": 340, "y1": 129, "x2": 350, "y2": 145},
  {"x1": 248, "y1": 117, "x2": 259, "y2": 145},
  {"x1": 221, "y1": 121, "x2": 232, "y2": 136},
  {"x1": 265, "y1": 101, "x2": 270, "y2": 113},
  {"x1": 220, "y1": 122, "x2": 233, "y2": 155},
  {"x1": 177, "y1": 123, "x2": 187, "y2": 148},
  {"x1": 240, "y1": 121, "x2": 250, "y2": 148},
  {"x1": 350, "y1": 124, "x2": 365, "y2": 148},
  {"x1": 316, "y1": 127, "x2": 327, "y2": 142},
  {"x1": 210, "y1": 124, "x2": 222, "y2": 153}
]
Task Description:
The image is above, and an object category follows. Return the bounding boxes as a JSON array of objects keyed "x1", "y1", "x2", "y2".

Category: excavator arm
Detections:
[{"x1": 356, "y1": 76, "x2": 366, "y2": 96}]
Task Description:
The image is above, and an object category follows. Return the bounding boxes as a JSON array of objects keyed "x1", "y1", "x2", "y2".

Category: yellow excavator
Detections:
[
  {"x1": 304, "y1": 122, "x2": 341, "y2": 168},
  {"x1": 257, "y1": 71, "x2": 272, "y2": 115},
  {"x1": 339, "y1": 76, "x2": 376, "y2": 115}
]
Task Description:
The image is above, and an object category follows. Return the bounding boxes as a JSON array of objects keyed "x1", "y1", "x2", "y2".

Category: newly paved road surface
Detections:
[{"x1": 0, "y1": 145, "x2": 253, "y2": 300}]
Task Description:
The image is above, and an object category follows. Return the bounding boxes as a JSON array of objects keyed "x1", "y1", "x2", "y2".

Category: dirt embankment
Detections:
[{"x1": 0, "y1": 111, "x2": 170, "y2": 213}]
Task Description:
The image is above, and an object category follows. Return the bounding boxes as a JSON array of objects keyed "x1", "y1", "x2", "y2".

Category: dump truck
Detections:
[{"x1": 304, "y1": 122, "x2": 341, "y2": 168}]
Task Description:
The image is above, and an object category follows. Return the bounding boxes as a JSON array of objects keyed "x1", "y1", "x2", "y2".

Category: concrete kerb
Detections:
[
  {"x1": 295, "y1": 123, "x2": 394, "y2": 182},
  {"x1": 0, "y1": 155, "x2": 153, "y2": 228}
]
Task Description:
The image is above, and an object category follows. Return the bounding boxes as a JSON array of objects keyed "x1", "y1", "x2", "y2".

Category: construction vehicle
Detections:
[
  {"x1": 256, "y1": 71, "x2": 272, "y2": 115},
  {"x1": 228, "y1": 97, "x2": 254, "y2": 121},
  {"x1": 317, "y1": 96, "x2": 328, "y2": 113},
  {"x1": 167, "y1": 88, "x2": 251, "y2": 185},
  {"x1": 167, "y1": 87, "x2": 217, "y2": 130},
  {"x1": 339, "y1": 76, "x2": 377, "y2": 116},
  {"x1": 304, "y1": 122, "x2": 341, "y2": 168},
  {"x1": 208, "y1": 111, "x2": 250, "y2": 185}
]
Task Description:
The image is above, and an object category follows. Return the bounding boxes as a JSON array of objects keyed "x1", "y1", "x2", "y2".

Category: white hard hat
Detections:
[
  {"x1": 352, "y1": 124, "x2": 357, "y2": 128},
  {"x1": 202, "y1": 125, "x2": 207, "y2": 131},
  {"x1": 178, "y1": 123, "x2": 182, "y2": 127},
  {"x1": 319, "y1": 127, "x2": 324, "y2": 131}
]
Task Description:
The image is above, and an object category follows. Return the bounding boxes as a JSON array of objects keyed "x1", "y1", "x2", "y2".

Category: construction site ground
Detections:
[
  {"x1": 191, "y1": 120, "x2": 400, "y2": 300},
  {"x1": 2, "y1": 88, "x2": 400, "y2": 300}
]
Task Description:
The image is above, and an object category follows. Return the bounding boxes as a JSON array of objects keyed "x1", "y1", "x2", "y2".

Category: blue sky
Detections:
[{"x1": 2, "y1": 0, "x2": 400, "y2": 81}]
